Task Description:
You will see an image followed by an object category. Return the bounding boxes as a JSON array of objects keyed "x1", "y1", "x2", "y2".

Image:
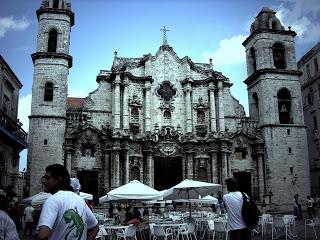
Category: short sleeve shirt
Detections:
[
  {"x1": 0, "y1": 210, "x2": 19, "y2": 240},
  {"x1": 38, "y1": 190, "x2": 98, "y2": 240},
  {"x1": 223, "y1": 191, "x2": 246, "y2": 231}
]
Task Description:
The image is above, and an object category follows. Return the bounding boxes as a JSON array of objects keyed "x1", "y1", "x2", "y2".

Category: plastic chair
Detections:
[
  {"x1": 213, "y1": 221, "x2": 227, "y2": 240},
  {"x1": 153, "y1": 225, "x2": 173, "y2": 240},
  {"x1": 305, "y1": 217, "x2": 320, "y2": 239},
  {"x1": 207, "y1": 220, "x2": 215, "y2": 240},
  {"x1": 271, "y1": 217, "x2": 292, "y2": 240},
  {"x1": 176, "y1": 223, "x2": 196, "y2": 240},
  {"x1": 117, "y1": 225, "x2": 137, "y2": 240}
]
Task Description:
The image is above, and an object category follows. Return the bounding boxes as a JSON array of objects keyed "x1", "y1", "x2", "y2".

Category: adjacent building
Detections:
[
  {"x1": 0, "y1": 55, "x2": 28, "y2": 198},
  {"x1": 298, "y1": 42, "x2": 320, "y2": 196},
  {"x1": 27, "y1": 1, "x2": 310, "y2": 210}
]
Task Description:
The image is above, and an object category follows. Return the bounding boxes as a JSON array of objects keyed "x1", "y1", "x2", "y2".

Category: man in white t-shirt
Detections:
[
  {"x1": 223, "y1": 177, "x2": 250, "y2": 240},
  {"x1": 23, "y1": 203, "x2": 34, "y2": 236},
  {"x1": 37, "y1": 164, "x2": 99, "y2": 240}
]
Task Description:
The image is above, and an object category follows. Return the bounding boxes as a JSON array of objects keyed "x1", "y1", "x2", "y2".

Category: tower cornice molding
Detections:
[
  {"x1": 31, "y1": 52, "x2": 73, "y2": 68},
  {"x1": 242, "y1": 29, "x2": 296, "y2": 46},
  {"x1": 244, "y1": 68, "x2": 301, "y2": 86},
  {"x1": 36, "y1": 8, "x2": 74, "y2": 26}
]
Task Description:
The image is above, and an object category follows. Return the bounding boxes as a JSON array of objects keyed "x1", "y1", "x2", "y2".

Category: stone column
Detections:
[
  {"x1": 65, "y1": 147, "x2": 73, "y2": 174},
  {"x1": 186, "y1": 150, "x2": 194, "y2": 179},
  {"x1": 103, "y1": 148, "x2": 111, "y2": 191},
  {"x1": 113, "y1": 75, "x2": 121, "y2": 130},
  {"x1": 123, "y1": 79, "x2": 129, "y2": 131},
  {"x1": 146, "y1": 152, "x2": 154, "y2": 187},
  {"x1": 209, "y1": 83, "x2": 216, "y2": 132},
  {"x1": 218, "y1": 82, "x2": 225, "y2": 132},
  {"x1": 210, "y1": 150, "x2": 218, "y2": 183},
  {"x1": 254, "y1": 144, "x2": 265, "y2": 201},
  {"x1": 221, "y1": 141, "x2": 228, "y2": 194},
  {"x1": 145, "y1": 82, "x2": 151, "y2": 132},
  {"x1": 112, "y1": 145, "x2": 121, "y2": 188},
  {"x1": 185, "y1": 85, "x2": 193, "y2": 133},
  {"x1": 124, "y1": 149, "x2": 130, "y2": 183}
]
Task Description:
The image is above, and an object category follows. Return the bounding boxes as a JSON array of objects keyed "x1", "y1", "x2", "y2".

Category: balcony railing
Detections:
[{"x1": 0, "y1": 109, "x2": 28, "y2": 144}]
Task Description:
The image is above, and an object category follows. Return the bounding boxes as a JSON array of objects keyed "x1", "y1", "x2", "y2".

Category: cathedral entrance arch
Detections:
[
  {"x1": 77, "y1": 170, "x2": 98, "y2": 204},
  {"x1": 154, "y1": 157, "x2": 182, "y2": 190}
]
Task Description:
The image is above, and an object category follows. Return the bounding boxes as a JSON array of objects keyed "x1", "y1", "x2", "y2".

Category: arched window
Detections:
[
  {"x1": 197, "y1": 110, "x2": 205, "y2": 124},
  {"x1": 130, "y1": 166, "x2": 140, "y2": 181},
  {"x1": 163, "y1": 110, "x2": 171, "y2": 125},
  {"x1": 44, "y1": 82, "x2": 54, "y2": 101},
  {"x1": 48, "y1": 29, "x2": 58, "y2": 52},
  {"x1": 252, "y1": 92, "x2": 259, "y2": 120},
  {"x1": 131, "y1": 108, "x2": 139, "y2": 123},
  {"x1": 53, "y1": 0, "x2": 59, "y2": 8},
  {"x1": 250, "y1": 47, "x2": 256, "y2": 71},
  {"x1": 277, "y1": 88, "x2": 292, "y2": 124},
  {"x1": 273, "y1": 43, "x2": 286, "y2": 69},
  {"x1": 272, "y1": 21, "x2": 277, "y2": 30}
]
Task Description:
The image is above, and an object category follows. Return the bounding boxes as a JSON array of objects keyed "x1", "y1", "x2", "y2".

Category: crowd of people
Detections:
[{"x1": 2, "y1": 166, "x2": 320, "y2": 239}]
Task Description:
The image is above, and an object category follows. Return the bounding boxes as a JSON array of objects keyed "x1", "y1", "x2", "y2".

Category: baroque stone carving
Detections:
[
  {"x1": 153, "y1": 141, "x2": 183, "y2": 157},
  {"x1": 156, "y1": 81, "x2": 177, "y2": 102}
]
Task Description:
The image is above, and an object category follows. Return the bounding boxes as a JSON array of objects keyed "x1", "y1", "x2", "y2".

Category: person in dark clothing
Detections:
[{"x1": 8, "y1": 202, "x2": 23, "y2": 231}]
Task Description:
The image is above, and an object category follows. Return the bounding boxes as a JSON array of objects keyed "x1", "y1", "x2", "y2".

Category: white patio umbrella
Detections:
[
  {"x1": 22, "y1": 192, "x2": 52, "y2": 205},
  {"x1": 99, "y1": 180, "x2": 163, "y2": 203},
  {"x1": 163, "y1": 179, "x2": 221, "y2": 215},
  {"x1": 79, "y1": 192, "x2": 93, "y2": 200}
]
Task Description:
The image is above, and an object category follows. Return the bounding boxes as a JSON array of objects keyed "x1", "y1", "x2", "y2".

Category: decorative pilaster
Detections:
[
  {"x1": 145, "y1": 81, "x2": 151, "y2": 133},
  {"x1": 218, "y1": 82, "x2": 225, "y2": 132},
  {"x1": 123, "y1": 78, "x2": 129, "y2": 131},
  {"x1": 103, "y1": 148, "x2": 111, "y2": 191},
  {"x1": 146, "y1": 152, "x2": 154, "y2": 187},
  {"x1": 210, "y1": 149, "x2": 218, "y2": 183},
  {"x1": 113, "y1": 75, "x2": 121, "y2": 130},
  {"x1": 65, "y1": 147, "x2": 73, "y2": 174},
  {"x1": 112, "y1": 143, "x2": 121, "y2": 188},
  {"x1": 185, "y1": 85, "x2": 193, "y2": 133},
  {"x1": 209, "y1": 83, "x2": 216, "y2": 132},
  {"x1": 221, "y1": 141, "x2": 228, "y2": 193},
  {"x1": 253, "y1": 143, "x2": 265, "y2": 201},
  {"x1": 186, "y1": 150, "x2": 194, "y2": 179}
]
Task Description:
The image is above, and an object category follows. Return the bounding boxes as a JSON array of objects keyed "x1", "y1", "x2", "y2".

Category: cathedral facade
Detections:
[{"x1": 27, "y1": 0, "x2": 310, "y2": 209}]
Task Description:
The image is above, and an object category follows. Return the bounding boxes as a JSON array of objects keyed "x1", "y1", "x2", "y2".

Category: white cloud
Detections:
[
  {"x1": 276, "y1": 0, "x2": 320, "y2": 44},
  {"x1": 201, "y1": 35, "x2": 247, "y2": 68},
  {"x1": 18, "y1": 94, "x2": 32, "y2": 132},
  {"x1": 0, "y1": 16, "x2": 30, "y2": 38}
]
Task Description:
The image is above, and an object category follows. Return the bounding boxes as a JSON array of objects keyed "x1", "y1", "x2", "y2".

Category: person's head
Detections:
[
  {"x1": 307, "y1": 195, "x2": 311, "y2": 199},
  {"x1": 143, "y1": 208, "x2": 149, "y2": 216},
  {"x1": 225, "y1": 177, "x2": 238, "y2": 192},
  {"x1": 42, "y1": 164, "x2": 71, "y2": 193}
]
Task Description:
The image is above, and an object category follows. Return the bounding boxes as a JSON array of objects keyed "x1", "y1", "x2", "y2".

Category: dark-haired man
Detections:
[
  {"x1": 223, "y1": 177, "x2": 250, "y2": 240},
  {"x1": 37, "y1": 164, "x2": 99, "y2": 240}
]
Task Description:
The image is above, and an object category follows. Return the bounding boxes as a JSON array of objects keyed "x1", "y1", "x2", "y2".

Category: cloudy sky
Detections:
[{"x1": 0, "y1": 0, "x2": 319, "y2": 171}]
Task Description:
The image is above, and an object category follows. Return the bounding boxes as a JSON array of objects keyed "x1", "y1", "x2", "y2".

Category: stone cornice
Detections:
[
  {"x1": 29, "y1": 115, "x2": 66, "y2": 120},
  {"x1": 31, "y1": 52, "x2": 73, "y2": 68},
  {"x1": 36, "y1": 8, "x2": 75, "y2": 26},
  {"x1": 242, "y1": 29, "x2": 296, "y2": 46},
  {"x1": 244, "y1": 68, "x2": 301, "y2": 86}
]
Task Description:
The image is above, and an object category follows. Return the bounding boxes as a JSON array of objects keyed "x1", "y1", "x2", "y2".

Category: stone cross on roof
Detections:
[{"x1": 160, "y1": 26, "x2": 170, "y2": 45}]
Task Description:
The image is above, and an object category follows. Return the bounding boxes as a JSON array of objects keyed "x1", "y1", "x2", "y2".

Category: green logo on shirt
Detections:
[{"x1": 63, "y1": 208, "x2": 84, "y2": 240}]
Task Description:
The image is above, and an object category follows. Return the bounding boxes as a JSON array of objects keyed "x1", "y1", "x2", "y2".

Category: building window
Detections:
[
  {"x1": 272, "y1": 21, "x2": 277, "y2": 30},
  {"x1": 308, "y1": 88, "x2": 314, "y2": 105},
  {"x1": 250, "y1": 47, "x2": 256, "y2": 71},
  {"x1": 252, "y1": 92, "x2": 259, "y2": 120},
  {"x1": 277, "y1": 88, "x2": 292, "y2": 124},
  {"x1": 314, "y1": 115, "x2": 318, "y2": 130},
  {"x1": 197, "y1": 110, "x2": 205, "y2": 124},
  {"x1": 315, "y1": 58, "x2": 319, "y2": 73},
  {"x1": 288, "y1": 147, "x2": 292, "y2": 154},
  {"x1": 48, "y1": 29, "x2": 57, "y2": 52},
  {"x1": 44, "y1": 82, "x2": 54, "y2": 101},
  {"x1": 272, "y1": 43, "x2": 286, "y2": 69},
  {"x1": 53, "y1": 0, "x2": 59, "y2": 8},
  {"x1": 306, "y1": 64, "x2": 311, "y2": 78},
  {"x1": 163, "y1": 110, "x2": 171, "y2": 125},
  {"x1": 130, "y1": 108, "x2": 139, "y2": 123},
  {"x1": 2, "y1": 95, "x2": 9, "y2": 113},
  {"x1": 287, "y1": 129, "x2": 290, "y2": 135},
  {"x1": 44, "y1": 139, "x2": 48, "y2": 145}
]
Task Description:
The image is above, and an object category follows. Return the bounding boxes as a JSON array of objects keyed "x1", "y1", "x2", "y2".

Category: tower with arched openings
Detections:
[{"x1": 243, "y1": 7, "x2": 310, "y2": 206}]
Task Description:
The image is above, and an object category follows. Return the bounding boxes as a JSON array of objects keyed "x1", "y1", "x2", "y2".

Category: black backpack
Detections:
[{"x1": 241, "y1": 192, "x2": 260, "y2": 230}]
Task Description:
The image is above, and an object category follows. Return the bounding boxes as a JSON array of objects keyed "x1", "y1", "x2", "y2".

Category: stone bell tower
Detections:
[
  {"x1": 27, "y1": 0, "x2": 74, "y2": 195},
  {"x1": 243, "y1": 7, "x2": 310, "y2": 207}
]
